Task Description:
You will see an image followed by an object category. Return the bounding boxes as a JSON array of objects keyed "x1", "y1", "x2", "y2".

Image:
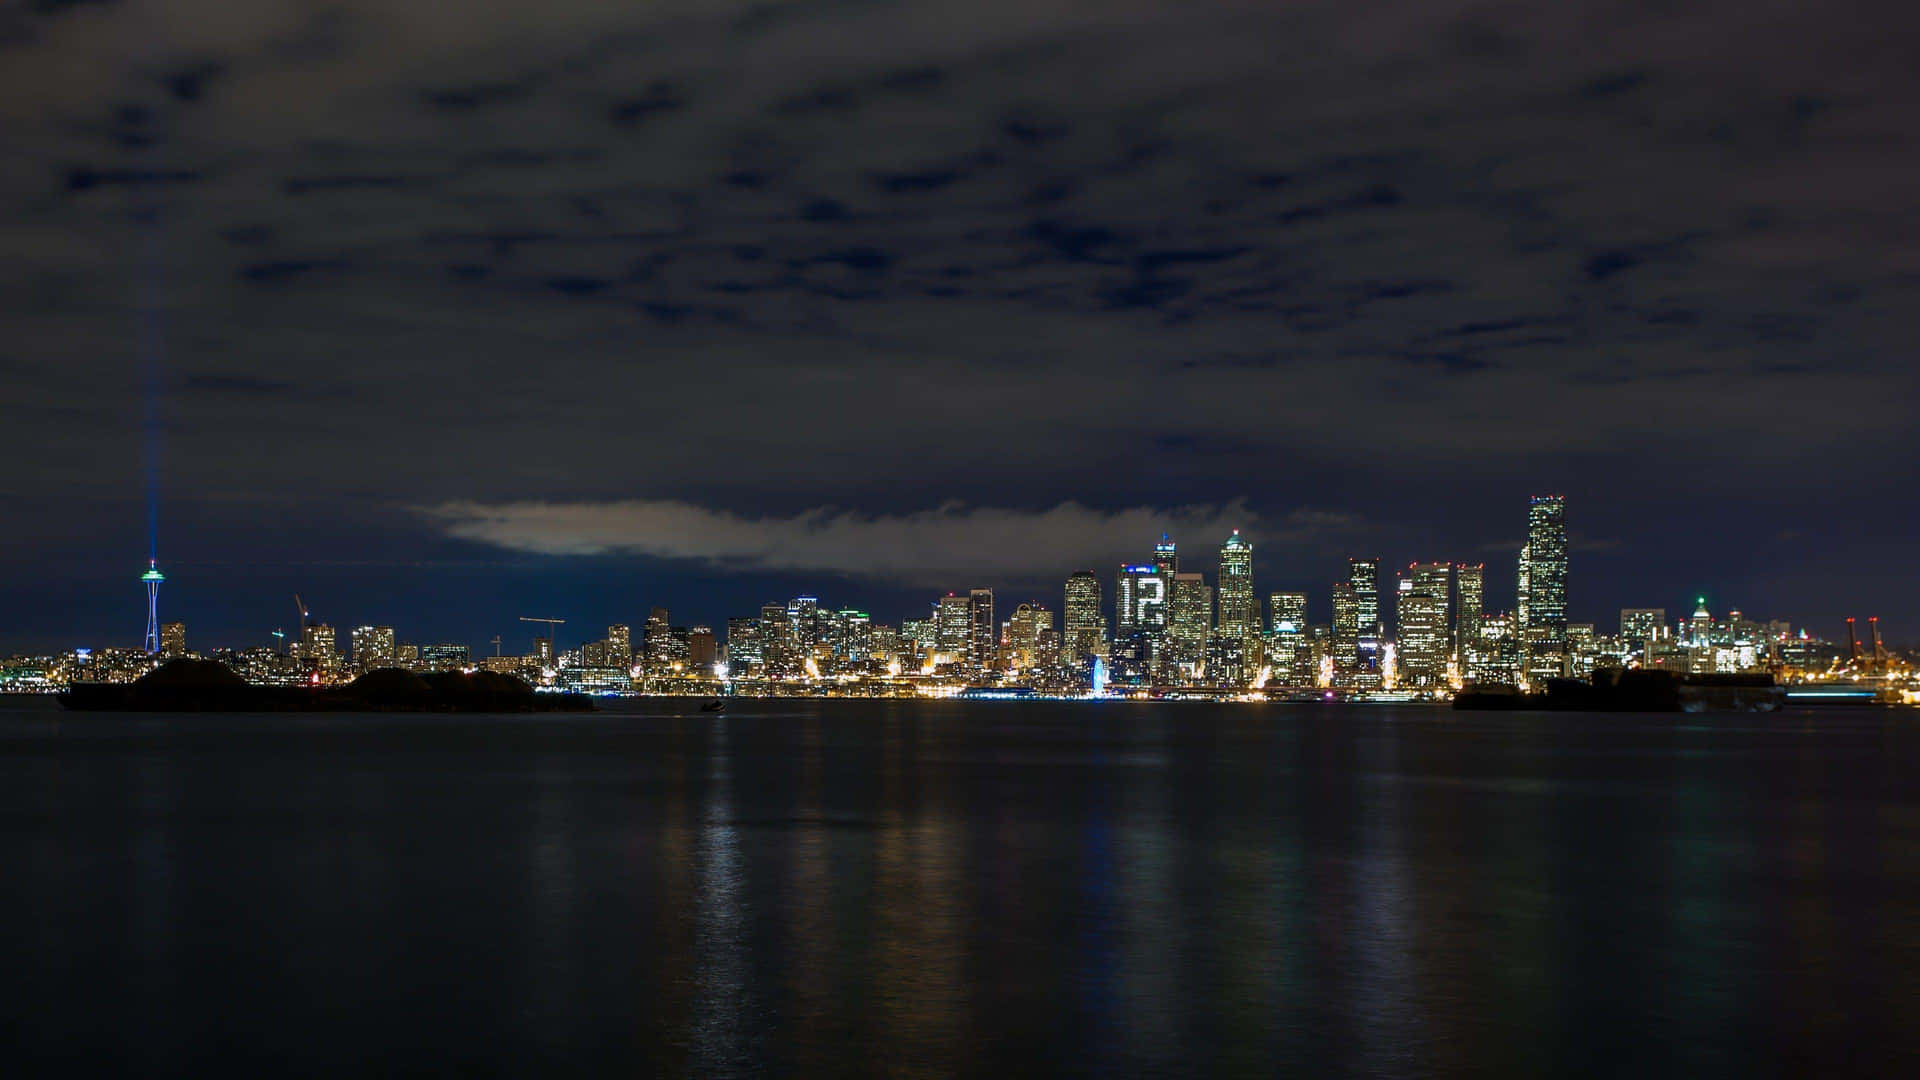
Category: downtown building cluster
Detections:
[{"x1": 0, "y1": 495, "x2": 1895, "y2": 698}]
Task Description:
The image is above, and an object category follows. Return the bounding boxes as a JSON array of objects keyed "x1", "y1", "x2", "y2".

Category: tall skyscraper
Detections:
[
  {"x1": 1007, "y1": 603, "x2": 1052, "y2": 673},
  {"x1": 351, "y1": 625, "x2": 396, "y2": 672},
  {"x1": 726, "y1": 616, "x2": 763, "y2": 673},
  {"x1": 303, "y1": 623, "x2": 338, "y2": 673},
  {"x1": 1454, "y1": 564, "x2": 1484, "y2": 661},
  {"x1": 1518, "y1": 495, "x2": 1568, "y2": 637},
  {"x1": 936, "y1": 593, "x2": 971, "y2": 660},
  {"x1": 1395, "y1": 563, "x2": 1451, "y2": 688},
  {"x1": 1347, "y1": 558, "x2": 1380, "y2": 635},
  {"x1": 606, "y1": 624, "x2": 633, "y2": 667},
  {"x1": 1153, "y1": 534, "x2": 1179, "y2": 577},
  {"x1": 759, "y1": 602, "x2": 791, "y2": 674},
  {"x1": 1216, "y1": 531, "x2": 1255, "y2": 643},
  {"x1": 646, "y1": 607, "x2": 675, "y2": 666},
  {"x1": 159, "y1": 621, "x2": 186, "y2": 659},
  {"x1": 1167, "y1": 572, "x2": 1213, "y2": 676},
  {"x1": 687, "y1": 627, "x2": 718, "y2": 673},
  {"x1": 1062, "y1": 570, "x2": 1106, "y2": 665},
  {"x1": 1268, "y1": 592, "x2": 1308, "y2": 684},
  {"x1": 1518, "y1": 494, "x2": 1569, "y2": 682},
  {"x1": 1330, "y1": 582, "x2": 1359, "y2": 687},
  {"x1": 1115, "y1": 565, "x2": 1167, "y2": 633},
  {"x1": 967, "y1": 588, "x2": 995, "y2": 674}
]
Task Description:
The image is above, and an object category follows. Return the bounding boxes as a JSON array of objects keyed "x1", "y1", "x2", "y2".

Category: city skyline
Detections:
[{"x1": 0, "y1": 491, "x2": 1902, "y2": 657}]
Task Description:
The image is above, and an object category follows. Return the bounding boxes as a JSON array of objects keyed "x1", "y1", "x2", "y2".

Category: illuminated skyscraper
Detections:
[
  {"x1": 1216, "y1": 532, "x2": 1255, "y2": 644},
  {"x1": 726, "y1": 616, "x2": 763, "y2": 674},
  {"x1": 1330, "y1": 581, "x2": 1360, "y2": 686},
  {"x1": 1620, "y1": 608, "x2": 1667, "y2": 654},
  {"x1": 1007, "y1": 603, "x2": 1052, "y2": 673},
  {"x1": 688, "y1": 627, "x2": 718, "y2": 673},
  {"x1": 1454, "y1": 564, "x2": 1484, "y2": 661},
  {"x1": 646, "y1": 607, "x2": 675, "y2": 666},
  {"x1": 351, "y1": 625, "x2": 396, "y2": 672},
  {"x1": 607, "y1": 624, "x2": 633, "y2": 667},
  {"x1": 1062, "y1": 570, "x2": 1106, "y2": 665},
  {"x1": 160, "y1": 621, "x2": 186, "y2": 659},
  {"x1": 936, "y1": 593, "x2": 971, "y2": 661},
  {"x1": 1395, "y1": 563, "x2": 1451, "y2": 688},
  {"x1": 1518, "y1": 495, "x2": 1568, "y2": 639},
  {"x1": 1115, "y1": 565, "x2": 1167, "y2": 633},
  {"x1": 1167, "y1": 572, "x2": 1212, "y2": 677},
  {"x1": 304, "y1": 623, "x2": 339, "y2": 673},
  {"x1": 759, "y1": 602, "x2": 791, "y2": 674},
  {"x1": 1268, "y1": 592, "x2": 1308, "y2": 684},
  {"x1": 1518, "y1": 494, "x2": 1568, "y2": 681},
  {"x1": 1153, "y1": 535, "x2": 1179, "y2": 577},
  {"x1": 1347, "y1": 558, "x2": 1380, "y2": 635},
  {"x1": 967, "y1": 588, "x2": 995, "y2": 674}
]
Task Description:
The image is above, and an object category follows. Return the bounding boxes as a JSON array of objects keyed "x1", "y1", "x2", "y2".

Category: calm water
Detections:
[{"x1": 0, "y1": 697, "x2": 1915, "y2": 1077}]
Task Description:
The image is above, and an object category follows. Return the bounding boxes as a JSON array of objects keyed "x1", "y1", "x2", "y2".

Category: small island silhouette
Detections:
[{"x1": 61, "y1": 659, "x2": 595, "y2": 712}]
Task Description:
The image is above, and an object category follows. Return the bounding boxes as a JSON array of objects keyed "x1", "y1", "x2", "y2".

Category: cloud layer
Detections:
[{"x1": 421, "y1": 498, "x2": 1364, "y2": 584}]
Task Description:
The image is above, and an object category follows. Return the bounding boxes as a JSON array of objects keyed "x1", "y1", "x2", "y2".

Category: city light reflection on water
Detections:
[{"x1": 0, "y1": 699, "x2": 1915, "y2": 1076}]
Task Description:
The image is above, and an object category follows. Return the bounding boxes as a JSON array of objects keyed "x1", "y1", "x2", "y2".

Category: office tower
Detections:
[
  {"x1": 1062, "y1": 570, "x2": 1107, "y2": 665},
  {"x1": 351, "y1": 625, "x2": 396, "y2": 672},
  {"x1": 582, "y1": 638, "x2": 611, "y2": 667},
  {"x1": 1347, "y1": 558, "x2": 1380, "y2": 635},
  {"x1": 1153, "y1": 534, "x2": 1179, "y2": 577},
  {"x1": 1268, "y1": 591, "x2": 1308, "y2": 684},
  {"x1": 1467, "y1": 612, "x2": 1522, "y2": 685},
  {"x1": 350, "y1": 625, "x2": 396, "y2": 673},
  {"x1": 1217, "y1": 531, "x2": 1255, "y2": 643},
  {"x1": 1168, "y1": 572, "x2": 1212, "y2": 677},
  {"x1": 1330, "y1": 582, "x2": 1359, "y2": 686},
  {"x1": 1270, "y1": 592, "x2": 1308, "y2": 633},
  {"x1": 936, "y1": 593, "x2": 972, "y2": 659},
  {"x1": 967, "y1": 588, "x2": 995, "y2": 674},
  {"x1": 1517, "y1": 494, "x2": 1568, "y2": 682},
  {"x1": 1395, "y1": 564, "x2": 1451, "y2": 688},
  {"x1": 297, "y1": 623, "x2": 337, "y2": 672},
  {"x1": 529, "y1": 635, "x2": 552, "y2": 669},
  {"x1": 726, "y1": 617, "x2": 762, "y2": 674},
  {"x1": 419, "y1": 643, "x2": 468, "y2": 672},
  {"x1": 160, "y1": 621, "x2": 186, "y2": 659},
  {"x1": 1113, "y1": 564, "x2": 1165, "y2": 633},
  {"x1": 687, "y1": 627, "x2": 718, "y2": 673},
  {"x1": 645, "y1": 607, "x2": 674, "y2": 665},
  {"x1": 1007, "y1": 603, "x2": 1053, "y2": 673},
  {"x1": 837, "y1": 610, "x2": 872, "y2": 666},
  {"x1": 1454, "y1": 564, "x2": 1484, "y2": 660},
  {"x1": 1620, "y1": 609, "x2": 1667, "y2": 654},
  {"x1": 1518, "y1": 494, "x2": 1568, "y2": 640},
  {"x1": 759, "y1": 602, "x2": 791, "y2": 674},
  {"x1": 606, "y1": 624, "x2": 632, "y2": 667}
]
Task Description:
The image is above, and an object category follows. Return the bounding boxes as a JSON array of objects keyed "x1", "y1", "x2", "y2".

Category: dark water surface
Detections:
[{"x1": 1, "y1": 698, "x2": 1915, "y2": 1077}]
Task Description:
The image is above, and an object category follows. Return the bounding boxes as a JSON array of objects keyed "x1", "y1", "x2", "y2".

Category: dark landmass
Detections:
[
  {"x1": 1454, "y1": 669, "x2": 1784, "y2": 712},
  {"x1": 59, "y1": 661, "x2": 594, "y2": 712}
]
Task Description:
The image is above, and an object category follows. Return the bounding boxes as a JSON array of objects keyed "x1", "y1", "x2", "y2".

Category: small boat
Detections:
[{"x1": 699, "y1": 699, "x2": 727, "y2": 712}]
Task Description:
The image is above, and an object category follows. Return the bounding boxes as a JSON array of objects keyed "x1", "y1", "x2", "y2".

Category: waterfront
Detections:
[{"x1": 1, "y1": 698, "x2": 1915, "y2": 1076}]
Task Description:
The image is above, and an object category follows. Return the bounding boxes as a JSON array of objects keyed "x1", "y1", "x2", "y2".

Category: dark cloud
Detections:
[
  {"x1": 238, "y1": 258, "x2": 349, "y2": 284},
  {"x1": 1, "y1": 0, "x2": 1917, "y2": 649}
]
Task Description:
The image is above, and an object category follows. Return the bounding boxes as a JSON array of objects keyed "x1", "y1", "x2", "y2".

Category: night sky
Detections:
[{"x1": 3, "y1": 1, "x2": 1917, "y2": 653}]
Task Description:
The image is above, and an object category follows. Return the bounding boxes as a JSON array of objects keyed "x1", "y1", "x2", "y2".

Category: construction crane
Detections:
[
  {"x1": 294, "y1": 594, "x2": 310, "y2": 636},
  {"x1": 489, "y1": 635, "x2": 502, "y2": 657},
  {"x1": 519, "y1": 616, "x2": 565, "y2": 656}
]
